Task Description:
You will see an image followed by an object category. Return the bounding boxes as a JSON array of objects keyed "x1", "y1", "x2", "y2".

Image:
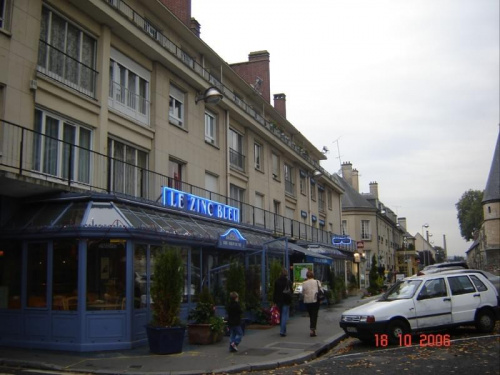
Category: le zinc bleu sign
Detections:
[{"x1": 162, "y1": 186, "x2": 240, "y2": 223}]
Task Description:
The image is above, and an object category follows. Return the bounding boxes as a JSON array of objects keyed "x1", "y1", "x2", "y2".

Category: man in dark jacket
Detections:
[{"x1": 273, "y1": 268, "x2": 293, "y2": 337}]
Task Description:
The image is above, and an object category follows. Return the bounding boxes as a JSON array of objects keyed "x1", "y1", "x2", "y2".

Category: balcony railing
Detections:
[
  {"x1": 103, "y1": 0, "x2": 339, "y2": 186},
  {"x1": 229, "y1": 148, "x2": 245, "y2": 171},
  {"x1": 0, "y1": 120, "x2": 356, "y2": 250},
  {"x1": 37, "y1": 39, "x2": 98, "y2": 98},
  {"x1": 108, "y1": 81, "x2": 150, "y2": 125}
]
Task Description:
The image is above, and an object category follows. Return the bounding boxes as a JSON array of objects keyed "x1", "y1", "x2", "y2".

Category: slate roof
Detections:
[
  {"x1": 483, "y1": 128, "x2": 500, "y2": 203},
  {"x1": 333, "y1": 174, "x2": 377, "y2": 211}
]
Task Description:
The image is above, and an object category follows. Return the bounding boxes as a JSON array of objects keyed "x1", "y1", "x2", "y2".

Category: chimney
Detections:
[
  {"x1": 190, "y1": 18, "x2": 200, "y2": 37},
  {"x1": 341, "y1": 162, "x2": 353, "y2": 185},
  {"x1": 273, "y1": 93, "x2": 286, "y2": 118},
  {"x1": 230, "y1": 50, "x2": 271, "y2": 103},
  {"x1": 369, "y1": 181, "x2": 379, "y2": 199},
  {"x1": 159, "y1": 0, "x2": 191, "y2": 28},
  {"x1": 352, "y1": 168, "x2": 359, "y2": 192},
  {"x1": 398, "y1": 217, "x2": 407, "y2": 231}
]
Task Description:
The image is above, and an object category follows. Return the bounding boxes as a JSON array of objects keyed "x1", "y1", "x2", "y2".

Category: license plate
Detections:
[{"x1": 346, "y1": 327, "x2": 357, "y2": 333}]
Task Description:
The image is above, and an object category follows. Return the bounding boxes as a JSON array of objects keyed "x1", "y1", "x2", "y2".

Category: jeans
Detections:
[
  {"x1": 229, "y1": 325, "x2": 243, "y2": 347},
  {"x1": 279, "y1": 304, "x2": 290, "y2": 335}
]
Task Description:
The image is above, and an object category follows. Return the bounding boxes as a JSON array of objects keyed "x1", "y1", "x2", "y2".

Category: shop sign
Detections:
[
  {"x1": 218, "y1": 228, "x2": 247, "y2": 250},
  {"x1": 162, "y1": 187, "x2": 240, "y2": 223},
  {"x1": 332, "y1": 235, "x2": 351, "y2": 245},
  {"x1": 306, "y1": 255, "x2": 332, "y2": 265}
]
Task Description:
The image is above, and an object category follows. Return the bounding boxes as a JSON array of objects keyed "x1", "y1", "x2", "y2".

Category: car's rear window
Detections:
[{"x1": 469, "y1": 275, "x2": 488, "y2": 292}]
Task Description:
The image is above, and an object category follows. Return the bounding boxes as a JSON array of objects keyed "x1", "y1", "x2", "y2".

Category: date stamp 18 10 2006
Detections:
[{"x1": 374, "y1": 333, "x2": 451, "y2": 347}]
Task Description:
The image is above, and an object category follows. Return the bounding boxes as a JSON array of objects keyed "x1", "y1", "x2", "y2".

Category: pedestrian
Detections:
[
  {"x1": 273, "y1": 267, "x2": 293, "y2": 337},
  {"x1": 301, "y1": 270, "x2": 321, "y2": 337},
  {"x1": 227, "y1": 291, "x2": 243, "y2": 352}
]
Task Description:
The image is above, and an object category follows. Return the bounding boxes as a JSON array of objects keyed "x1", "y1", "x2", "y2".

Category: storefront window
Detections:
[
  {"x1": 27, "y1": 243, "x2": 48, "y2": 308},
  {"x1": 0, "y1": 241, "x2": 22, "y2": 309},
  {"x1": 134, "y1": 244, "x2": 147, "y2": 309},
  {"x1": 52, "y1": 240, "x2": 78, "y2": 310},
  {"x1": 87, "y1": 239, "x2": 126, "y2": 310}
]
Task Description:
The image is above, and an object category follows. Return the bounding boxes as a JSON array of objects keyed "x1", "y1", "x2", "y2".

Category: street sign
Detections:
[{"x1": 356, "y1": 241, "x2": 364, "y2": 249}]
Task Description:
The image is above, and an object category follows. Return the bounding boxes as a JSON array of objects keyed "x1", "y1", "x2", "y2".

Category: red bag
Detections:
[{"x1": 270, "y1": 305, "x2": 280, "y2": 325}]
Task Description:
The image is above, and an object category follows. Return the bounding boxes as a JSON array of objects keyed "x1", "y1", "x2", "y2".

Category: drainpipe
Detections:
[{"x1": 226, "y1": 109, "x2": 230, "y2": 201}]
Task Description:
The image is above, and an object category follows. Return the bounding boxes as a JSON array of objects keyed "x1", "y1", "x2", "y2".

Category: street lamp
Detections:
[{"x1": 421, "y1": 223, "x2": 429, "y2": 266}]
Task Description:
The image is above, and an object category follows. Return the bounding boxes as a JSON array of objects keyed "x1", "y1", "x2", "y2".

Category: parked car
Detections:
[
  {"x1": 339, "y1": 271, "x2": 500, "y2": 344},
  {"x1": 417, "y1": 261, "x2": 468, "y2": 276},
  {"x1": 438, "y1": 269, "x2": 500, "y2": 295}
]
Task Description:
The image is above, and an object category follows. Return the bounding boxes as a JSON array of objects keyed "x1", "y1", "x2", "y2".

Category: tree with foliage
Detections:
[
  {"x1": 267, "y1": 259, "x2": 283, "y2": 305},
  {"x1": 225, "y1": 261, "x2": 246, "y2": 310},
  {"x1": 368, "y1": 254, "x2": 383, "y2": 295},
  {"x1": 456, "y1": 189, "x2": 484, "y2": 241}
]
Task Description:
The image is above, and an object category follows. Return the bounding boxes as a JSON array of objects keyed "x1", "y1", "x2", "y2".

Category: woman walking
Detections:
[
  {"x1": 301, "y1": 270, "x2": 321, "y2": 337},
  {"x1": 273, "y1": 268, "x2": 293, "y2": 337}
]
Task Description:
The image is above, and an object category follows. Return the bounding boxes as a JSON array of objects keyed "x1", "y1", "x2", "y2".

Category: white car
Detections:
[{"x1": 340, "y1": 271, "x2": 500, "y2": 344}]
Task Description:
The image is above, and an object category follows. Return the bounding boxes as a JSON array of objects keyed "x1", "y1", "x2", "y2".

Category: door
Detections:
[
  {"x1": 447, "y1": 275, "x2": 481, "y2": 323},
  {"x1": 414, "y1": 278, "x2": 452, "y2": 329}
]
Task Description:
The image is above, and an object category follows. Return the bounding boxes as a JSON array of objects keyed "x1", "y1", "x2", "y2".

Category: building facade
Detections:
[{"x1": 0, "y1": 0, "x2": 351, "y2": 351}]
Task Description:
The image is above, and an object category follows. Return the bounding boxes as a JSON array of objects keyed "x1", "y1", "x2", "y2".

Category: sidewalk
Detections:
[{"x1": 0, "y1": 294, "x2": 376, "y2": 375}]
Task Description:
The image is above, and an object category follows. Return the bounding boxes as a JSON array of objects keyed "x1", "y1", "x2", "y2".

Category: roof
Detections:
[
  {"x1": 334, "y1": 175, "x2": 377, "y2": 211},
  {"x1": 483, "y1": 128, "x2": 500, "y2": 203}
]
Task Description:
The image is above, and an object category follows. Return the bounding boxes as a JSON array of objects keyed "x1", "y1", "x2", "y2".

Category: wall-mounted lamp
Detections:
[{"x1": 195, "y1": 87, "x2": 223, "y2": 105}]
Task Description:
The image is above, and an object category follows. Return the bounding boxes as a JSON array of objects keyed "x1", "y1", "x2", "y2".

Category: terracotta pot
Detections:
[{"x1": 187, "y1": 323, "x2": 223, "y2": 345}]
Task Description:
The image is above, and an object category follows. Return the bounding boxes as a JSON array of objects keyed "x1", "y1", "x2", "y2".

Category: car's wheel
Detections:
[
  {"x1": 475, "y1": 309, "x2": 495, "y2": 333},
  {"x1": 387, "y1": 319, "x2": 409, "y2": 344}
]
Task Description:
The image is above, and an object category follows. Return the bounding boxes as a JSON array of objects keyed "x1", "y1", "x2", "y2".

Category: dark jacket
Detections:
[
  {"x1": 273, "y1": 275, "x2": 293, "y2": 305},
  {"x1": 227, "y1": 299, "x2": 242, "y2": 327}
]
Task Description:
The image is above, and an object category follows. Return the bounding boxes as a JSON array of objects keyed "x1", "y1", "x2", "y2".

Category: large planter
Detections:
[
  {"x1": 145, "y1": 325, "x2": 185, "y2": 354},
  {"x1": 187, "y1": 324, "x2": 223, "y2": 345}
]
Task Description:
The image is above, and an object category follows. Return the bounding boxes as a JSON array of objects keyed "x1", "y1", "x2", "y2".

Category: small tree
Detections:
[
  {"x1": 267, "y1": 259, "x2": 283, "y2": 305},
  {"x1": 225, "y1": 261, "x2": 246, "y2": 310},
  {"x1": 456, "y1": 189, "x2": 484, "y2": 241},
  {"x1": 150, "y1": 248, "x2": 184, "y2": 327},
  {"x1": 245, "y1": 265, "x2": 261, "y2": 311},
  {"x1": 368, "y1": 254, "x2": 382, "y2": 295}
]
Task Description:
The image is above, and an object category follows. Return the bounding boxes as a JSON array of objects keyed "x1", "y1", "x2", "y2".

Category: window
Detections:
[
  {"x1": 0, "y1": 0, "x2": 12, "y2": 31},
  {"x1": 327, "y1": 190, "x2": 333, "y2": 210},
  {"x1": 229, "y1": 129, "x2": 244, "y2": 170},
  {"x1": 342, "y1": 220, "x2": 347, "y2": 236},
  {"x1": 109, "y1": 49, "x2": 150, "y2": 125},
  {"x1": 204, "y1": 172, "x2": 218, "y2": 198},
  {"x1": 284, "y1": 163, "x2": 294, "y2": 195},
  {"x1": 52, "y1": 240, "x2": 78, "y2": 310},
  {"x1": 318, "y1": 186, "x2": 325, "y2": 212},
  {"x1": 108, "y1": 138, "x2": 148, "y2": 197},
  {"x1": 0, "y1": 241, "x2": 22, "y2": 309},
  {"x1": 310, "y1": 180, "x2": 316, "y2": 201},
  {"x1": 169, "y1": 84, "x2": 184, "y2": 127},
  {"x1": 87, "y1": 239, "x2": 126, "y2": 310},
  {"x1": 272, "y1": 153, "x2": 280, "y2": 179},
  {"x1": 448, "y1": 276, "x2": 476, "y2": 295},
  {"x1": 418, "y1": 278, "x2": 447, "y2": 299},
  {"x1": 37, "y1": 5, "x2": 97, "y2": 97},
  {"x1": 205, "y1": 110, "x2": 217, "y2": 144},
  {"x1": 255, "y1": 192, "x2": 265, "y2": 226},
  {"x1": 34, "y1": 109, "x2": 92, "y2": 184},
  {"x1": 27, "y1": 243, "x2": 48, "y2": 308},
  {"x1": 230, "y1": 184, "x2": 245, "y2": 214},
  {"x1": 168, "y1": 158, "x2": 184, "y2": 190},
  {"x1": 299, "y1": 171, "x2": 306, "y2": 195},
  {"x1": 254, "y1": 142, "x2": 262, "y2": 170},
  {"x1": 144, "y1": 18, "x2": 159, "y2": 40},
  {"x1": 469, "y1": 275, "x2": 488, "y2": 292},
  {"x1": 361, "y1": 220, "x2": 371, "y2": 240}
]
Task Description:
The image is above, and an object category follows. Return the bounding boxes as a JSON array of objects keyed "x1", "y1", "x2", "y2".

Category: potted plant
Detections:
[
  {"x1": 187, "y1": 287, "x2": 225, "y2": 344},
  {"x1": 145, "y1": 247, "x2": 185, "y2": 354}
]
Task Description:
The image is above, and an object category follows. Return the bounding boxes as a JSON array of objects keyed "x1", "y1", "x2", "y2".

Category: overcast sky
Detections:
[{"x1": 192, "y1": 0, "x2": 499, "y2": 257}]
